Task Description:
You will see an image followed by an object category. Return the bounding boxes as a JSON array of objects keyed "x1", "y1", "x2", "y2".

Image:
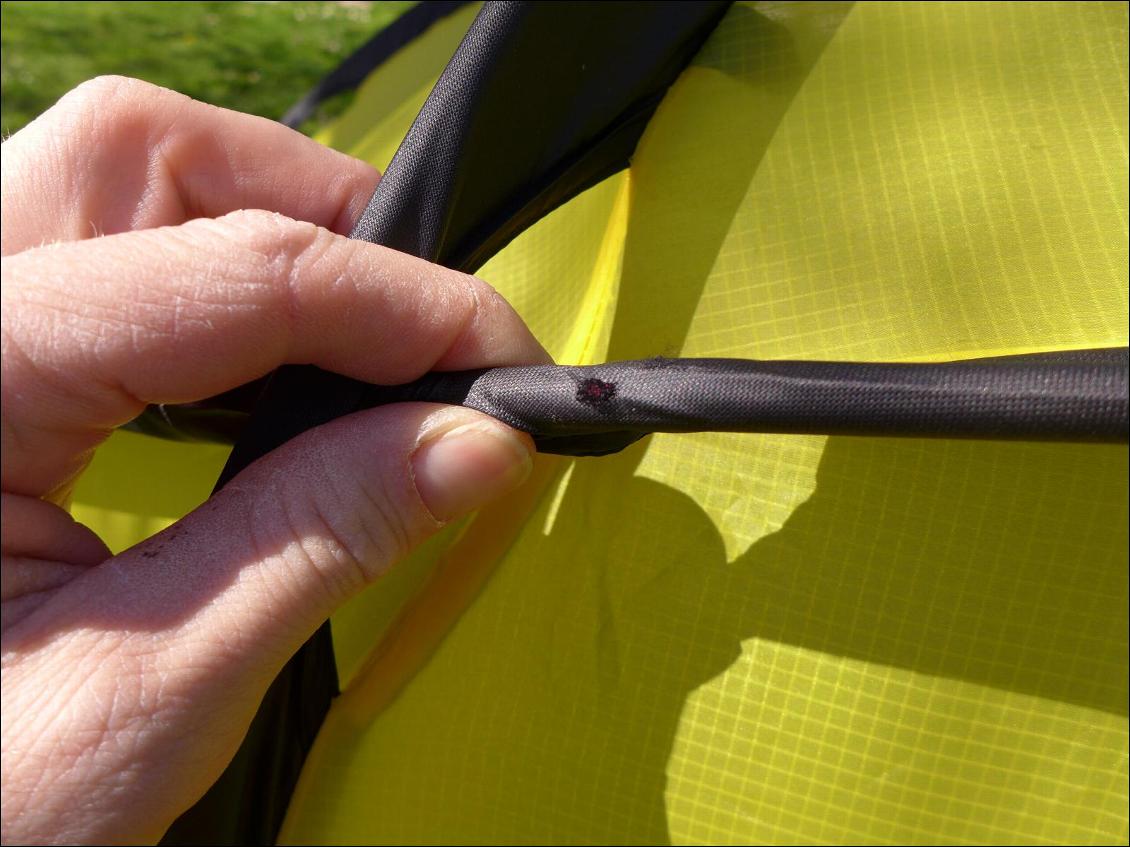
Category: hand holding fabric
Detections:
[{"x1": 0, "y1": 77, "x2": 546, "y2": 845}]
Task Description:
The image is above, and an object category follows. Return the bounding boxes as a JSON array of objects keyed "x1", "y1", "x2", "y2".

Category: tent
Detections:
[{"x1": 70, "y1": 2, "x2": 1128, "y2": 843}]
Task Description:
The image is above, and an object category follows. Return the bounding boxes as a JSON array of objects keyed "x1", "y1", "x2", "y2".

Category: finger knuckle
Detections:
[
  {"x1": 216, "y1": 210, "x2": 321, "y2": 262},
  {"x1": 467, "y1": 274, "x2": 509, "y2": 316},
  {"x1": 239, "y1": 443, "x2": 413, "y2": 604},
  {"x1": 71, "y1": 74, "x2": 145, "y2": 98},
  {"x1": 43, "y1": 77, "x2": 185, "y2": 159},
  {"x1": 217, "y1": 210, "x2": 333, "y2": 320},
  {"x1": 286, "y1": 478, "x2": 404, "y2": 600},
  {"x1": 57, "y1": 75, "x2": 156, "y2": 122},
  {"x1": 443, "y1": 272, "x2": 499, "y2": 357}
]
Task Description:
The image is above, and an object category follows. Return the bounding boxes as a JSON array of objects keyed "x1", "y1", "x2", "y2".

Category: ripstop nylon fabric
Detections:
[
  {"x1": 282, "y1": 2, "x2": 1130, "y2": 843},
  {"x1": 67, "y1": 1, "x2": 1128, "y2": 843}
]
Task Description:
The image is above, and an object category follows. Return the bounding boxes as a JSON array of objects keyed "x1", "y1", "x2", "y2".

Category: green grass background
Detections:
[{"x1": 1, "y1": 1, "x2": 413, "y2": 137}]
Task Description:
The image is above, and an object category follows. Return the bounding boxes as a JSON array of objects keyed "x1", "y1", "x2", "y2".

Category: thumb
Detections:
[
  {"x1": 0, "y1": 403, "x2": 532, "y2": 843},
  {"x1": 88, "y1": 402, "x2": 533, "y2": 666}
]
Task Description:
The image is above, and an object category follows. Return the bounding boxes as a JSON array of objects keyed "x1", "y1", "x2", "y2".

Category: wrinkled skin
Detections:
[{"x1": 1, "y1": 77, "x2": 545, "y2": 845}]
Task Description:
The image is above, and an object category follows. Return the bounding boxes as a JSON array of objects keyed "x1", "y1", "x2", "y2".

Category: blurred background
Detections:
[{"x1": 0, "y1": 0, "x2": 413, "y2": 137}]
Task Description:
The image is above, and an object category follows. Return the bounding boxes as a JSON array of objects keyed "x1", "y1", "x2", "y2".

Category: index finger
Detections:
[
  {"x1": 0, "y1": 76, "x2": 380, "y2": 256},
  {"x1": 1, "y1": 210, "x2": 550, "y2": 500}
]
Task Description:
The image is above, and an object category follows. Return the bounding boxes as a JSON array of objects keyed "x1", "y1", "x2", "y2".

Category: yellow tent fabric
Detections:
[{"x1": 71, "y1": 1, "x2": 1128, "y2": 843}]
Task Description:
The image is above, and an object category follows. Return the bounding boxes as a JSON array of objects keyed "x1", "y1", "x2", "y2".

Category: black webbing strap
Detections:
[
  {"x1": 163, "y1": 3, "x2": 734, "y2": 843},
  {"x1": 134, "y1": 349, "x2": 1130, "y2": 451},
  {"x1": 349, "y1": 349, "x2": 1130, "y2": 455},
  {"x1": 349, "y1": 0, "x2": 735, "y2": 269}
]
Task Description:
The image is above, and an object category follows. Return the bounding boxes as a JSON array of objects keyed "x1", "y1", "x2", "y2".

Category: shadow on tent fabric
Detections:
[
  {"x1": 604, "y1": 2, "x2": 815, "y2": 369},
  {"x1": 490, "y1": 436, "x2": 1127, "y2": 844},
  {"x1": 285, "y1": 5, "x2": 1123, "y2": 838}
]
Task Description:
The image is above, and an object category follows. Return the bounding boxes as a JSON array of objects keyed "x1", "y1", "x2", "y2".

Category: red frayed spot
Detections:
[{"x1": 577, "y1": 378, "x2": 617, "y2": 406}]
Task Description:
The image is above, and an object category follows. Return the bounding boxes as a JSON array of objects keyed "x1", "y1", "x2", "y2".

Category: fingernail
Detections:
[{"x1": 411, "y1": 420, "x2": 534, "y2": 522}]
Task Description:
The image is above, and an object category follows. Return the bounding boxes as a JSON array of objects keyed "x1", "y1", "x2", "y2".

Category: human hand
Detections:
[{"x1": 1, "y1": 77, "x2": 546, "y2": 845}]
